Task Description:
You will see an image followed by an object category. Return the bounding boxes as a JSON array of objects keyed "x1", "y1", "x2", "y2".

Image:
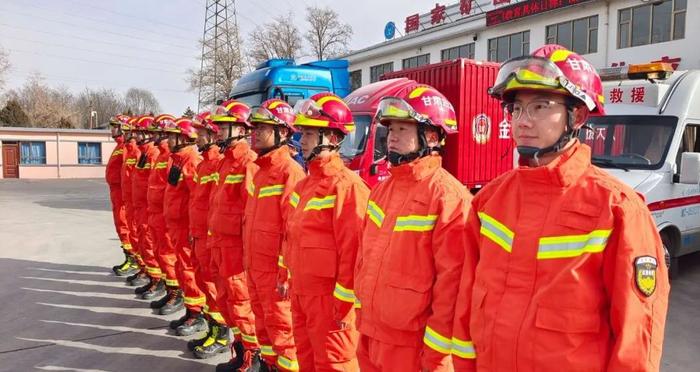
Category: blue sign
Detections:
[{"x1": 384, "y1": 22, "x2": 396, "y2": 40}]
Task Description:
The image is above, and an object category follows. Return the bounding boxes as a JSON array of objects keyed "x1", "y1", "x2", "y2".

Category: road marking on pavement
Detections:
[
  {"x1": 30, "y1": 268, "x2": 112, "y2": 276},
  {"x1": 21, "y1": 276, "x2": 129, "y2": 288},
  {"x1": 35, "y1": 302, "x2": 165, "y2": 320},
  {"x1": 23, "y1": 287, "x2": 137, "y2": 301}
]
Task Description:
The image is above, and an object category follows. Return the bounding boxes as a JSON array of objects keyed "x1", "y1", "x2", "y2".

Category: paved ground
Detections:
[{"x1": 0, "y1": 178, "x2": 699, "y2": 371}]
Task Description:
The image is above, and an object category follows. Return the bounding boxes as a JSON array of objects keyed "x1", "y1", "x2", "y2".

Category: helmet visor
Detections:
[
  {"x1": 211, "y1": 104, "x2": 249, "y2": 123},
  {"x1": 250, "y1": 106, "x2": 283, "y2": 125},
  {"x1": 160, "y1": 118, "x2": 179, "y2": 133},
  {"x1": 375, "y1": 97, "x2": 426, "y2": 124},
  {"x1": 490, "y1": 56, "x2": 564, "y2": 97}
]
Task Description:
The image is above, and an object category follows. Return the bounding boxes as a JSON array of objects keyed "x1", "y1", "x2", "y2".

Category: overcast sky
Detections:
[{"x1": 0, "y1": 0, "x2": 432, "y2": 114}]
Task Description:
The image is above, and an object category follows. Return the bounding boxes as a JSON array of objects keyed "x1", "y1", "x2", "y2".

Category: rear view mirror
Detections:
[{"x1": 679, "y1": 152, "x2": 700, "y2": 184}]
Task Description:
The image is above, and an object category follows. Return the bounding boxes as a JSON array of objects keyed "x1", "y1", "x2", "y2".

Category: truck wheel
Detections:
[{"x1": 662, "y1": 235, "x2": 679, "y2": 280}]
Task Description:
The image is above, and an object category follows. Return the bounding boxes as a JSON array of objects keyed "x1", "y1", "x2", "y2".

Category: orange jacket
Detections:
[
  {"x1": 355, "y1": 155, "x2": 471, "y2": 370},
  {"x1": 286, "y1": 154, "x2": 370, "y2": 318},
  {"x1": 132, "y1": 142, "x2": 159, "y2": 208},
  {"x1": 189, "y1": 145, "x2": 223, "y2": 239},
  {"x1": 121, "y1": 139, "x2": 141, "y2": 203},
  {"x1": 164, "y1": 145, "x2": 201, "y2": 226},
  {"x1": 147, "y1": 142, "x2": 171, "y2": 215},
  {"x1": 451, "y1": 142, "x2": 670, "y2": 372},
  {"x1": 106, "y1": 137, "x2": 125, "y2": 186},
  {"x1": 208, "y1": 141, "x2": 258, "y2": 239},
  {"x1": 243, "y1": 146, "x2": 305, "y2": 274}
]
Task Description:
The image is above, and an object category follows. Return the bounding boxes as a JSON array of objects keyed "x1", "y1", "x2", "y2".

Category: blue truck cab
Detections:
[{"x1": 229, "y1": 59, "x2": 351, "y2": 107}]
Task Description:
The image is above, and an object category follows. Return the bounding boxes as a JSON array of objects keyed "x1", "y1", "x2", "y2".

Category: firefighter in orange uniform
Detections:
[
  {"x1": 162, "y1": 118, "x2": 207, "y2": 324},
  {"x1": 122, "y1": 116, "x2": 148, "y2": 286},
  {"x1": 107, "y1": 114, "x2": 137, "y2": 276},
  {"x1": 148, "y1": 115, "x2": 181, "y2": 308},
  {"x1": 244, "y1": 98, "x2": 305, "y2": 371},
  {"x1": 179, "y1": 112, "x2": 223, "y2": 340},
  {"x1": 286, "y1": 93, "x2": 369, "y2": 371},
  {"x1": 355, "y1": 84, "x2": 471, "y2": 372},
  {"x1": 131, "y1": 115, "x2": 165, "y2": 298},
  {"x1": 451, "y1": 45, "x2": 670, "y2": 372},
  {"x1": 206, "y1": 100, "x2": 265, "y2": 371}
]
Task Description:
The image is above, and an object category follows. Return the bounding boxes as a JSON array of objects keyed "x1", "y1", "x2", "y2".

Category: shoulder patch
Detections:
[{"x1": 634, "y1": 255, "x2": 658, "y2": 297}]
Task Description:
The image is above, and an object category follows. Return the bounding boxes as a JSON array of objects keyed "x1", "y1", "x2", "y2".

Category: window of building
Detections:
[
  {"x1": 20, "y1": 141, "x2": 46, "y2": 165},
  {"x1": 402, "y1": 54, "x2": 430, "y2": 70},
  {"x1": 546, "y1": 16, "x2": 598, "y2": 55},
  {"x1": 488, "y1": 31, "x2": 530, "y2": 63},
  {"x1": 441, "y1": 43, "x2": 475, "y2": 61},
  {"x1": 78, "y1": 142, "x2": 102, "y2": 164},
  {"x1": 349, "y1": 70, "x2": 362, "y2": 92},
  {"x1": 370, "y1": 62, "x2": 394, "y2": 83},
  {"x1": 618, "y1": 0, "x2": 686, "y2": 49}
]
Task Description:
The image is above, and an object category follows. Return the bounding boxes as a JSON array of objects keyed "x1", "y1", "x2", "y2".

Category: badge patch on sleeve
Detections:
[{"x1": 634, "y1": 256, "x2": 658, "y2": 297}]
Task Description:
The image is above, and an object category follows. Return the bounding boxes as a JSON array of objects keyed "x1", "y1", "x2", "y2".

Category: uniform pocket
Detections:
[
  {"x1": 378, "y1": 275, "x2": 432, "y2": 331},
  {"x1": 299, "y1": 244, "x2": 336, "y2": 278},
  {"x1": 556, "y1": 203, "x2": 601, "y2": 232},
  {"x1": 215, "y1": 211, "x2": 242, "y2": 237},
  {"x1": 249, "y1": 226, "x2": 282, "y2": 272},
  {"x1": 324, "y1": 328, "x2": 358, "y2": 363}
]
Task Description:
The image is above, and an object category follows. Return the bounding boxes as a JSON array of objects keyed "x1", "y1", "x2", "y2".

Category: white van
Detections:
[{"x1": 583, "y1": 63, "x2": 700, "y2": 278}]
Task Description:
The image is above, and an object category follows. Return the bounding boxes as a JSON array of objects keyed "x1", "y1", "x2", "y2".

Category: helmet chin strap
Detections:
[
  {"x1": 306, "y1": 129, "x2": 341, "y2": 162},
  {"x1": 516, "y1": 106, "x2": 578, "y2": 164},
  {"x1": 258, "y1": 126, "x2": 288, "y2": 157},
  {"x1": 218, "y1": 124, "x2": 250, "y2": 152},
  {"x1": 388, "y1": 123, "x2": 443, "y2": 166}
]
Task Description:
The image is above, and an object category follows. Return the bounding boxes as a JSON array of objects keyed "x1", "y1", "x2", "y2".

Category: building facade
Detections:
[
  {"x1": 345, "y1": 0, "x2": 696, "y2": 90},
  {"x1": 0, "y1": 127, "x2": 116, "y2": 179}
]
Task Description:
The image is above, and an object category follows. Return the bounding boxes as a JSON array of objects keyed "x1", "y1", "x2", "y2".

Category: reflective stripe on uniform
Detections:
[
  {"x1": 366, "y1": 200, "x2": 385, "y2": 228},
  {"x1": 289, "y1": 192, "x2": 300, "y2": 208},
  {"x1": 125, "y1": 158, "x2": 137, "y2": 165},
  {"x1": 333, "y1": 282, "x2": 355, "y2": 303},
  {"x1": 155, "y1": 162, "x2": 168, "y2": 169},
  {"x1": 146, "y1": 266, "x2": 162, "y2": 275},
  {"x1": 247, "y1": 183, "x2": 255, "y2": 197},
  {"x1": 353, "y1": 297, "x2": 362, "y2": 308},
  {"x1": 200, "y1": 173, "x2": 219, "y2": 184},
  {"x1": 111, "y1": 149, "x2": 124, "y2": 157},
  {"x1": 451, "y1": 337, "x2": 476, "y2": 359},
  {"x1": 394, "y1": 214, "x2": 438, "y2": 232},
  {"x1": 258, "y1": 184, "x2": 284, "y2": 198},
  {"x1": 278, "y1": 255, "x2": 287, "y2": 269},
  {"x1": 261, "y1": 345, "x2": 276, "y2": 356},
  {"x1": 478, "y1": 212, "x2": 514, "y2": 253},
  {"x1": 423, "y1": 326, "x2": 452, "y2": 355},
  {"x1": 537, "y1": 229, "x2": 612, "y2": 259},
  {"x1": 231, "y1": 327, "x2": 241, "y2": 335},
  {"x1": 209, "y1": 311, "x2": 225, "y2": 323},
  {"x1": 122, "y1": 243, "x2": 133, "y2": 251},
  {"x1": 241, "y1": 333, "x2": 259, "y2": 344},
  {"x1": 225, "y1": 173, "x2": 245, "y2": 184},
  {"x1": 277, "y1": 356, "x2": 299, "y2": 371},
  {"x1": 165, "y1": 278, "x2": 179, "y2": 287},
  {"x1": 183, "y1": 296, "x2": 207, "y2": 306},
  {"x1": 303, "y1": 195, "x2": 336, "y2": 211}
]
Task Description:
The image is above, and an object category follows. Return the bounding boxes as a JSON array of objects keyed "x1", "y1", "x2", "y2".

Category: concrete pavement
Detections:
[{"x1": 0, "y1": 178, "x2": 699, "y2": 371}]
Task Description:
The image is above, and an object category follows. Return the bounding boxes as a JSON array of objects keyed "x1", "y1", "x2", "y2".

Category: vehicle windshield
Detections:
[
  {"x1": 232, "y1": 93, "x2": 264, "y2": 107},
  {"x1": 579, "y1": 115, "x2": 677, "y2": 170},
  {"x1": 340, "y1": 114, "x2": 372, "y2": 159}
]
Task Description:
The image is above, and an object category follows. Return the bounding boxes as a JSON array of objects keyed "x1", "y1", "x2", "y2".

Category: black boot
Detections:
[
  {"x1": 150, "y1": 292, "x2": 169, "y2": 309},
  {"x1": 187, "y1": 318, "x2": 213, "y2": 351},
  {"x1": 217, "y1": 348, "x2": 264, "y2": 372},
  {"x1": 193, "y1": 324, "x2": 231, "y2": 359},
  {"x1": 159, "y1": 289, "x2": 184, "y2": 316},
  {"x1": 141, "y1": 279, "x2": 165, "y2": 300},
  {"x1": 134, "y1": 277, "x2": 154, "y2": 295},
  {"x1": 176, "y1": 311, "x2": 207, "y2": 336},
  {"x1": 127, "y1": 271, "x2": 149, "y2": 287},
  {"x1": 114, "y1": 255, "x2": 139, "y2": 277},
  {"x1": 112, "y1": 250, "x2": 129, "y2": 274}
]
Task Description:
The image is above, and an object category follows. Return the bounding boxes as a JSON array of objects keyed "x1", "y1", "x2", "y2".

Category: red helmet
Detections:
[
  {"x1": 124, "y1": 116, "x2": 139, "y2": 131},
  {"x1": 154, "y1": 114, "x2": 177, "y2": 131},
  {"x1": 163, "y1": 117, "x2": 198, "y2": 140},
  {"x1": 134, "y1": 115, "x2": 154, "y2": 131},
  {"x1": 489, "y1": 44, "x2": 605, "y2": 114},
  {"x1": 109, "y1": 114, "x2": 130, "y2": 127},
  {"x1": 375, "y1": 84, "x2": 458, "y2": 135},
  {"x1": 293, "y1": 92, "x2": 355, "y2": 134},
  {"x1": 194, "y1": 111, "x2": 220, "y2": 134},
  {"x1": 211, "y1": 99, "x2": 252, "y2": 127},
  {"x1": 249, "y1": 99, "x2": 297, "y2": 132}
]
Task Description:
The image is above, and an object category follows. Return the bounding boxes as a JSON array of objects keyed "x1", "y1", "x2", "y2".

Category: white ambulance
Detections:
[{"x1": 583, "y1": 63, "x2": 700, "y2": 278}]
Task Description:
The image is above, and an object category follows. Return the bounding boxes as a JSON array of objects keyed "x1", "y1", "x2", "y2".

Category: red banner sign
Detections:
[{"x1": 487, "y1": 0, "x2": 594, "y2": 26}]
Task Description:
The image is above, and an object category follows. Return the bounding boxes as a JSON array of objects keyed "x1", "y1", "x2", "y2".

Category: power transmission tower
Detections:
[{"x1": 197, "y1": 0, "x2": 242, "y2": 111}]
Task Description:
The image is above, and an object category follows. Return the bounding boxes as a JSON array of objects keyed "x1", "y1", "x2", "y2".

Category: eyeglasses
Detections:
[{"x1": 503, "y1": 100, "x2": 568, "y2": 122}]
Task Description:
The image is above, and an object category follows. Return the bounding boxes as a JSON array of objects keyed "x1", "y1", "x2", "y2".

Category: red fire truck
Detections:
[{"x1": 340, "y1": 58, "x2": 513, "y2": 190}]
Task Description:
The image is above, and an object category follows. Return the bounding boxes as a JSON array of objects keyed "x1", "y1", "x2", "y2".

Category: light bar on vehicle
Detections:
[{"x1": 599, "y1": 62, "x2": 674, "y2": 81}]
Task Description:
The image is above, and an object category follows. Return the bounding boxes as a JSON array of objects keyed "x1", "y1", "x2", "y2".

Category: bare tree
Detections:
[
  {"x1": 247, "y1": 13, "x2": 302, "y2": 66},
  {"x1": 124, "y1": 87, "x2": 160, "y2": 115},
  {"x1": 75, "y1": 88, "x2": 125, "y2": 129},
  {"x1": 5, "y1": 74, "x2": 79, "y2": 128},
  {"x1": 305, "y1": 6, "x2": 353, "y2": 60},
  {"x1": 0, "y1": 47, "x2": 9, "y2": 93}
]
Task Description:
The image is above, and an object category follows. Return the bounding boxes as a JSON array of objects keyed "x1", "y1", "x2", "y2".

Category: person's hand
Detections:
[{"x1": 276, "y1": 280, "x2": 289, "y2": 300}]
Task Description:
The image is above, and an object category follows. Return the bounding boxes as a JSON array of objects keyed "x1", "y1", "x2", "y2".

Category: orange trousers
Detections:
[
  {"x1": 291, "y1": 294, "x2": 359, "y2": 372},
  {"x1": 108, "y1": 185, "x2": 131, "y2": 249},
  {"x1": 149, "y1": 213, "x2": 178, "y2": 287},
  {"x1": 208, "y1": 235, "x2": 258, "y2": 349},
  {"x1": 357, "y1": 335, "x2": 423, "y2": 372},
  {"x1": 123, "y1": 202, "x2": 142, "y2": 265},
  {"x1": 169, "y1": 225, "x2": 206, "y2": 312},
  {"x1": 191, "y1": 237, "x2": 223, "y2": 322},
  {"x1": 134, "y1": 206, "x2": 161, "y2": 279},
  {"x1": 247, "y1": 269, "x2": 298, "y2": 371}
]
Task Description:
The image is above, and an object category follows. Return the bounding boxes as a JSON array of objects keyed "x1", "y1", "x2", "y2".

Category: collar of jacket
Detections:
[
  {"x1": 389, "y1": 154, "x2": 442, "y2": 181},
  {"x1": 115, "y1": 137, "x2": 124, "y2": 145},
  {"x1": 255, "y1": 145, "x2": 292, "y2": 170},
  {"x1": 202, "y1": 144, "x2": 220, "y2": 161},
  {"x1": 308, "y1": 153, "x2": 343, "y2": 178},
  {"x1": 158, "y1": 141, "x2": 170, "y2": 154},
  {"x1": 126, "y1": 139, "x2": 138, "y2": 151},
  {"x1": 171, "y1": 144, "x2": 197, "y2": 162},
  {"x1": 516, "y1": 140, "x2": 591, "y2": 187},
  {"x1": 225, "y1": 141, "x2": 256, "y2": 168}
]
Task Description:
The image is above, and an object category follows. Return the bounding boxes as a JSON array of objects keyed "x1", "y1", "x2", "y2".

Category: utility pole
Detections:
[{"x1": 197, "y1": 0, "x2": 241, "y2": 111}]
